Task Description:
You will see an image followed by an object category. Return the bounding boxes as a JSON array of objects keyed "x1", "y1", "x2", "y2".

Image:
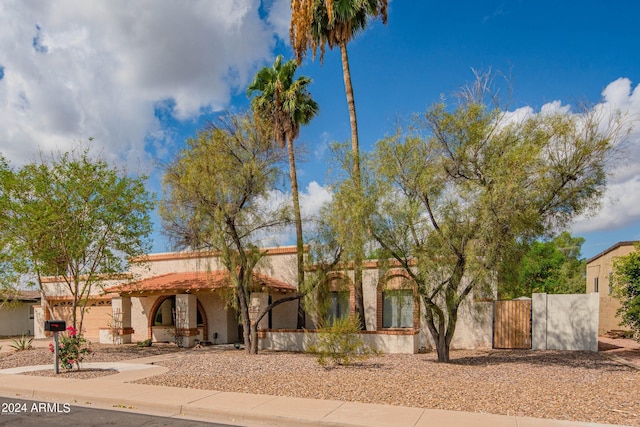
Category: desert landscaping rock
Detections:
[
  {"x1": 1, "y1": 344, "x2": 638, "y2": 426},
  {"x1": 137, "y1": 348, "x2": 639, "y2": 426}
]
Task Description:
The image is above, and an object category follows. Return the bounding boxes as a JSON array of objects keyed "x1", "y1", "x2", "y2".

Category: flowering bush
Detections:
[{"x1": 49, "y1": 326, "x2": 94, "y2": 370}]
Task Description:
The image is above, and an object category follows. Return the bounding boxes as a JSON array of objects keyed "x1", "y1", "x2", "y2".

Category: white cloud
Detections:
[
  {"x1": 499, "y1": 79, "x2": 640, "y2": 235},
  {"x1": 300, "y1": 181, "x2": 333, "y2": 220},
  {"x1": 0, "y1": 0, "x2": 283, "y2": 167},
  {"x1": 265, "y1": 0, "x2": 291, "y2": 42},
  {"x1": 570, "y1": 78, "x2": 640, "y2": 233},
  {"x1": 253, "y1": 181, "x2": 333, "y2": 247},
  {"x1": 572, "y1": 177, "x2": 640, "y2": 233}
]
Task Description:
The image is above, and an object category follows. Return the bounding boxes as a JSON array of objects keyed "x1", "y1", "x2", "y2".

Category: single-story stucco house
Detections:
[
  {"x1": 0, "y1": 290, "x2": 40, "y2": 337},
  {"x1": 586, "y1": 241, "x2": 637, "y2": 335},
  {"x1": 33, "y1": 246, "x2": 493, "y2": 353}
]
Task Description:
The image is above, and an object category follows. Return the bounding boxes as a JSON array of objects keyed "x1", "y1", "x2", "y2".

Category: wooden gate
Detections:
[{"x1": 493, "y1": 299, "x2": 531, "y2": 349}]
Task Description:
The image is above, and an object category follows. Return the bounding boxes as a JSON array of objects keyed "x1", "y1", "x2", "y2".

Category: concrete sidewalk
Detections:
[{"x1": 0, "y1": 367, "x2": 627, "y2": 427}]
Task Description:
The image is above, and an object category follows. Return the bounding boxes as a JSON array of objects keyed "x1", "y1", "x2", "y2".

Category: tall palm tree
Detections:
[
  {"x1": 290, "y1": 0, "x2": 388, "y2": 329},
  {"x1": 247, "y1": 55, "x2": 319, "y2": 328}
]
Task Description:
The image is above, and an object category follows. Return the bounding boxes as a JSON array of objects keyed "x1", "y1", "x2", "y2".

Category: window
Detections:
[
  {"x1": 383, "y1": 290, "x2": 414, "y2": 328},
  {"x1": 594, "y1": 277, "x2": 599, "y2": 293},
  {"x1": 328, "y1": 291, "x2": 349, "y2": 324},
  {"x1": 154, "y1": 297, "x2": 175, "y2": 326},
  {"x1": 155, "y1": 296, "x2": 203, "y2": 326}
]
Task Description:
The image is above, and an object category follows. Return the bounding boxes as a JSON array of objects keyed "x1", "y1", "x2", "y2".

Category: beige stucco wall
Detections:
[
  {"x1": 417, "y1": 300, "x2": 493, "y2": 351},
  {"x1": 586, "y1": 242, "x2": 635, "y2": 334},
  {"x1": 35, "y1": 246, "x2": 496, "y2": 352},
  {"x1": 258, "y1": 330, "x2": 419, "y2": 354},
  {"x1": 130, "y1": 249, "x2": 298, "y2": 287}
]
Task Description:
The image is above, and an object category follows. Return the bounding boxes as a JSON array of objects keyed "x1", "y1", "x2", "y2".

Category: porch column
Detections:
[
  {"x1": 33, "y1": 305, "x2": 45, "y2": 339},
  {"x1": 176, "y1": 294, "x2": 198, "y2": 347},
  {"x1": 250, "y1": 292, "x2": 269, "y2": 330},
  {"x1": 532, "y1": 293, "x2": 547, "y2": 350},
  {"x1": 109, "y1": 296, "x2": 133, "y2": 344}
]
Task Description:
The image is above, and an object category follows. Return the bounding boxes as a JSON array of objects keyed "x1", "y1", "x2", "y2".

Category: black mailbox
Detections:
[{"x1": 45, "y1": 320, "x2": 66, "y2": 332}]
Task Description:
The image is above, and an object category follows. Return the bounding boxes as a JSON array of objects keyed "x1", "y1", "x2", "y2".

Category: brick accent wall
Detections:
[
  {"x1": 327, "y1": 272, "x2": 356, "y2": 318},
  {"x1": 376, "y1": 269, "x2": 419, "y2": 330}
]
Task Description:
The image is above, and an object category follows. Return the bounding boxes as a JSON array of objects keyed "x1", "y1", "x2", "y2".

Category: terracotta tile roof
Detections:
[{"x1": 105, "y1": 271, "x2": 297, "y2": 295}]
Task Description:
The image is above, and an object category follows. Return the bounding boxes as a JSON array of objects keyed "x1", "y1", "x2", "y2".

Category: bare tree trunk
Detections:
[
  {"x1": 435, "y1": 334, "x2": 450, "y2": 363},
  {"x1": 339, "y1": 41, "x2": 366, "y2": 330},
  {"x1": 287, "y1": 136, "x2": 306, "y2": 329},
  {"x1": 249, "y1": 323, "x2": 259, "y2": 354},
  {"x1": 423, "y1": 302, "x2": 451, "y2": 363},
  {"x1": 236, "y1": 283, "x2": 252, "y2": 354}
]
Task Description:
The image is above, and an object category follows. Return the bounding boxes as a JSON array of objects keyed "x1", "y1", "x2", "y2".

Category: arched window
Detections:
[
  {"x1": 377, "y1": 272, "x2": 418, "y2": 329},
  {"x1": 318, "y1": 273, "x2": 354, "y2": 326},
  {"x1": 153, "y1": 296, "x2": 203, "y2": 327}
]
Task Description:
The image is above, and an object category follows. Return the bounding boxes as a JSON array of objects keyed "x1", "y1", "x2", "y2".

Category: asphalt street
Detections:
[{"x1": 0, "y1": 398, "x2": 234, "y2": 427}]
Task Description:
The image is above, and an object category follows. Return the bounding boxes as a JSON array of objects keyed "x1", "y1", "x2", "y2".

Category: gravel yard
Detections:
[{"x1": 1, "y1": 344, "x2": 638, "y2": 426}]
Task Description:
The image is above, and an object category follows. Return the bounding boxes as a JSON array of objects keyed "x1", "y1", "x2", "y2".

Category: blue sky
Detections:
[{"x1": 0, "y1": 1, "x2": 639, "y2": 260}]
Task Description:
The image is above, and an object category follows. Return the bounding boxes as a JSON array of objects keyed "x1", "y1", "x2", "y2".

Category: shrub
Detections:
[
  {"x1": 49, "y1": 326, "x2": 94, "y2": 370},
  {"x1": 9, "y1": 335, "x2": 33, "y2": 351},
  {"x1": 611, "y1": 246, "x2": 640, "y2": 342},
  {"x1": 306, "y1": 315, "x2": 378, "y2": 367},
  {"x1": 137, "y1": 339, "x2": 153, "y2": 347}
]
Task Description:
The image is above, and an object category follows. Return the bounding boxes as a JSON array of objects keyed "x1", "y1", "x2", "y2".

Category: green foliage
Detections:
[
  {"x1": 0, "y1": 147, "x2": 154, "y2": 331},
  {"x1": 290, "y1": 0, "x2": 388, "y2": 63},
  {"x1": 366, "y1": 75, "x2": 626, "y2": 362},
  {"x1": 322, "y1": 142, "x2": 373, "y2": 327},
  {"x1": 247, "y1": 55, "x2": 318, "y2": 148},
  {"x1": 49, "y1": 326, "x2": 93, "y2": 370},
  {"x1": 137, "y1": 339, "x2": 153, "y2": 347},
  {"x1": 9, "y1": 335, "x2": 33, "y2": 351},
  {"x1": 500, "y1": 232, "x2": 586, "y2": 298},
  {"x1": 248, "y1": 55, "x2": 319, "y2": 328},
  {"x1": 290, "y1": 0, "x2": 389, "y2": 329},
  {"x1": 306, "y1": 315, "x2": 377, "y2": 367},
  {"x1": 611, "y1": 244, "x2": 640, "y2": 341},
  {"x1": 160, "y1": 113, "x2": 290, "y2": 354}
]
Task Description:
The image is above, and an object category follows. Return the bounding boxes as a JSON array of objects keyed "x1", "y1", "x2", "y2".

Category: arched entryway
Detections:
[{"x1": 147, "y1": 295, "x2": 208, "y2": 342}]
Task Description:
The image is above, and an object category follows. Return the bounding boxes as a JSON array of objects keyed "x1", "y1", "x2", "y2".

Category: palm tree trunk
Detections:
[
  {"x1": 287, "y1": 137, "x2": 306, "y2": 329},
  {"x1": 339, "y1": 41, "x2": 361, "y2": 181},
  {"x1": 339, "y1": 40, "x2": 366, "y2": 330}
]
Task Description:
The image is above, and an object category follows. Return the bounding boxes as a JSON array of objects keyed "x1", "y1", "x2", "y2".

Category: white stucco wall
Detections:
[
  {"x1": 0, "y1": 302, "x2": 36, "y2": 336},
  {"x1": 259, "y1": 330, "x2": 419, "y2": 354},
  {"x1": 532, "y1": 293, "x2": 599, "y2": 352}
]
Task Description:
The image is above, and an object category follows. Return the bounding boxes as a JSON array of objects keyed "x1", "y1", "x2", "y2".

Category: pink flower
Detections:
[
  {"x1": 66, "y1": 326, "x2": 77, "y2": 337},
  {"x1": 48, "y1": 343, "x2": 54, "y2": 352}
]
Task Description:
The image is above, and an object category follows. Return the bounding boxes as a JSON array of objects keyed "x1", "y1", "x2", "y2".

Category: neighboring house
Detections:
[
  {"x1": 0, "y1": 291, "x2": 40, "y2": 336},
  {"x1": 34, "y1": 276, "x2": 125, "y2": 341},
  {"x1": 34, "y1": 246, "x2": 493, "y2": 353},
  {"x1": 586, "y1": 241, "x2": 637, "y2": 335}
]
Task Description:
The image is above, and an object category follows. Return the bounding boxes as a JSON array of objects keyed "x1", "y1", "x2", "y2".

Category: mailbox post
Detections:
[{"x1": 45, "y1": 320, "x2": 66, "y2": 374}]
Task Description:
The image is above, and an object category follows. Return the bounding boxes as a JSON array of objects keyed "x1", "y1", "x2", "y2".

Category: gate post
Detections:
[{"x1": 532, "y1": 293, "x2": 547, "y2": 350}]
